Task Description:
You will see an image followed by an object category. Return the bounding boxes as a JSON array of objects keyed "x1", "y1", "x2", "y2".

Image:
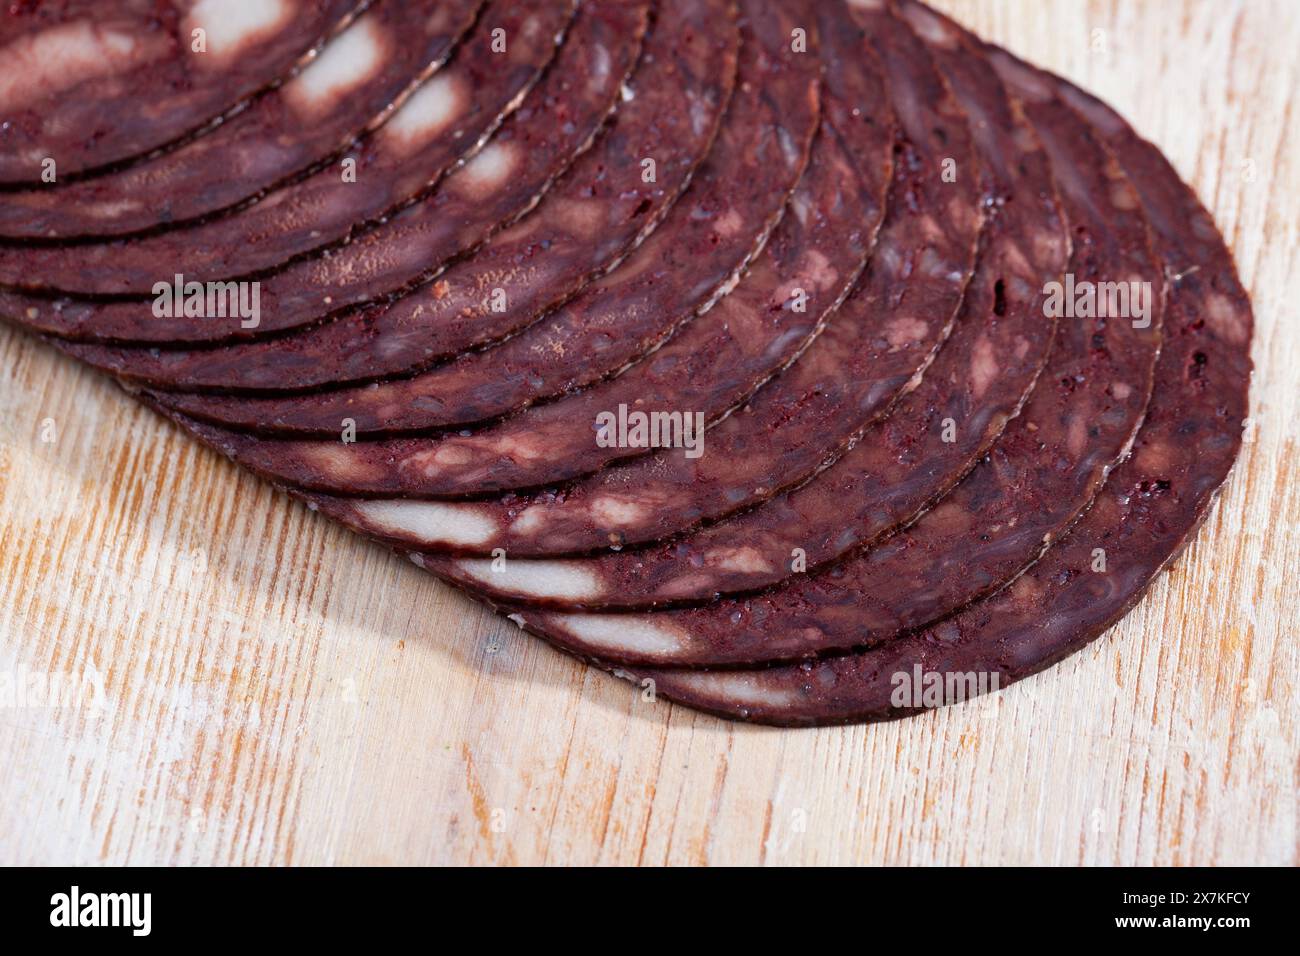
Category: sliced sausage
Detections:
[
  {"x1": 627, "y1": 51, "x2": 1252, "y2": 725},
  {"x1": 0, "y1": 1, "x2": 577, "y2": 293},
  {"x1": 7, "y1": 0, "x2": 733, "y2": 347},
  {"x1": 146, "y1": 21, "x2": 977, "y2": 537},
  {"x1": 0, "y1": 0, "x2": 366, "y2": 183},
  {"x1": 0, "y1": 0, "x2": 484, "y2": 239},
  {"x1": 202, "y1": 1, "x2": 975, "y2": 544},
  {"x1": 144, "y1": 0, "x2": 869, "y2": 434},
  {"x1": 169, "y1": 100, "x2": 869, "y2": 509},
  {"x1": 444, "y1": 24, "x2": 1166, "y2": 668},
  {"x1": 428, "y1": 0, "x2": 1070, "y2": 607},
  {"x1": 60, "y1": 0, "x2": 803, "y2": 393}
]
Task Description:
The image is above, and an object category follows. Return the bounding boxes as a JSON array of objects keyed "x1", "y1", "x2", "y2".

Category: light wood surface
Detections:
[{"x1": 1, "y1": 0, "x2": 1295, "y2": 866}]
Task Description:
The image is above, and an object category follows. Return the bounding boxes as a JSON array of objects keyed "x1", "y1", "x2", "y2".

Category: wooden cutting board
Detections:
[{"x1": 1, "y1": 0, "x2": 1295, "y2": 866}]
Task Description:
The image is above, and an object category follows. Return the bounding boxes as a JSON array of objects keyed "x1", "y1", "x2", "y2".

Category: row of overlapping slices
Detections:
[{"x1": 0, "y1": 0, "x2": 1251, "y2": 725}]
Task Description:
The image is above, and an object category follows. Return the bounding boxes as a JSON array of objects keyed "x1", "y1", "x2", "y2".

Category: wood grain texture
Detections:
[{"x1": 0, "y1": 0, "x2": 1295, "y2": 866}]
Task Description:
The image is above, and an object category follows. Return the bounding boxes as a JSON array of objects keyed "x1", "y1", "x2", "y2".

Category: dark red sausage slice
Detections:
[
  {"x1": 0, "y1": 1, "x2": 577, "y2": 294},
  {"x1": 139, "y1": 5, "x2": 842, "y2": 509},
  {"x1": 78, "y1": 0, "x2": 811, "y2": 416},
  {"x1": 453, "y1": 14, "x2": 1166, "y2": 668},
  {"x1": 0, "y1": 1, "x2": 1249, "y2": 730},
  {"x1": 628, "y1": 47, "x2": 1252, "y2": 725},
  {"x1": 427, "y1": 0, "x2": 1070, "y2": 607},
  {"x1": 0, "y1": 0, "x2": 366, "y2": 184},
  {"x1": 199, "y1": 112, "x2": 864, "y2": 472},
  {"x1": 143, "y1": 0, "x2": 853, "y2": 437},
  {"x1": 7, "y1": 0, "x2": 733, "y2": 349},
  {"x1": 0, "y1": 0, "x2": 484, "y2": 240},
  {"x1": 221, "y1": 2, "x2": 972, "y2": 540}
]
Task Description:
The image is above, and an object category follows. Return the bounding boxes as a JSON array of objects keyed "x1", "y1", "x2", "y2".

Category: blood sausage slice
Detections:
[
  {"x1": 628, "y1": 50, "x2": 1252, "y2": 725},
  {"x1": 0, "y1": 0, "x2": 484, "y2": 239},
  {"x1": 144, "y1": 0, "x2": 863, "y2": 432},
  {"x1": 62, "y1": 0, "x2": 801, "y2": 394},
  {"x1": 8, "y1": 0, "x2": 733, "y2": 346},
  {"x1": 146, "y1": 9, "x2": 870, "y2": 509},
  {"x1": 463, "y1": 28, "x2": 1167, "y2": 667},
  {"x1": 0, "y1": 0, "x2": 365, "y2": 183},
  {"x1": 164, "y1": 115, "x2": 873, "y2": 505},
  {"x1": 430, "y1": 0, "x2": 1070, "y2": 607},
  {"x1": 221, "y1": 2, "x2": 973, "y2": 540},
  {"x1": 0, "y1": 1, "x2": 577, "y2": 293}
]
